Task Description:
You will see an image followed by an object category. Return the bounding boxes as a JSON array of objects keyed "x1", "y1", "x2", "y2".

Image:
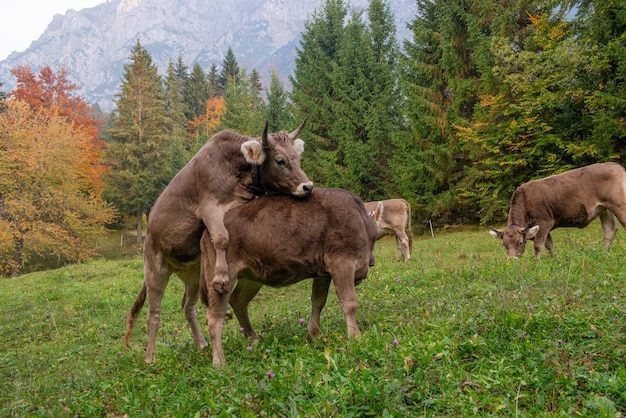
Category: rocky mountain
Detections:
[{"x1": 0, "y1": 0, "x2": 416, "y2": 111}]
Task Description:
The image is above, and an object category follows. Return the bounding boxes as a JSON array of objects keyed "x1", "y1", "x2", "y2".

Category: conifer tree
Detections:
[
  {"x1": 218, "y1": 47, "x2": 240, "y2": 95},
  {"x1": 219, "y1": 68, "x2": 265, "y2": 135},
  {"x1": 290, "y1": 0, "x2": 349, "y2": 184},
  {"x1": 164, "y1": 58, "x2": 190, "y2": 177},
  {"x1": 103, "y1": 40, "x2": 169, "y2": 242},
  {"x1": 184, "y1": 62, "x2": 209, "y2": 120},
  {"x1": 265, "y1": 69, "x2": 293, "y2": 132}
]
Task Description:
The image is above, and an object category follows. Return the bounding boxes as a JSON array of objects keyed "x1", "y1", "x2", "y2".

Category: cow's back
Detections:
[
  {"x1": 224, "y1": 188, "x2": 376, "y2": 285},
  {"x1": 147, "y1": 131, "x2": 256, "y2": 260}
]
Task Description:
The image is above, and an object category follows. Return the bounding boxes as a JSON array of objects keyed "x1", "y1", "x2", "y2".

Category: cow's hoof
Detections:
[{"x1": 212, "y1": 276, "x2": 230, "y2": 294}]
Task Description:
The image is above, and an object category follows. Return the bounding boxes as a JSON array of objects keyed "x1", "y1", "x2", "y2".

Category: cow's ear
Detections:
[
  {"x1": 370, "y1": 201, "x2": 384, "y2": 226},
  {"x1": 241, "y1": 140, "x2": 266, "y2": 165},
  {"x1": 293, "y1": 138, "x2": 305, "y2": 156},
  {"x1": 526, "y1": 225, "x2": 540, "y2": 239},
  {"x1": 489, "y1": 227, "x2": 503, "y2": 240}
]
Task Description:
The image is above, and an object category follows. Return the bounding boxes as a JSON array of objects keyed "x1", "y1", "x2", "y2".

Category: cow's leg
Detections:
[
  {"x1": 201, "y1": 237, "x2": 232, "y2": 367},
  {"x1": 328, "y1": 260, "x2": 361, "y2": 338},
  {"x1": 599, "y1": 209, "x2": 618, "y2": 250},
  {"x1": 229, "y1": 279, "x2": 263, "y2": 339},
  {"x1": 393, "y1": 229, "x2": 411, "y2": 262},
  {"x1": 200, "y1": 205, "x2": 232, "y2": 294},
  {"x1": 532, "y1": 224, "x2": 552, "y2": 258},
  {"x1": 143, "y1": 242, "x2": 171, "y2": 363},
  {"x1": 206, "y1": 285, "x2": 232, "y2": 367},
  {"x1": 545, "y1": 233, "x2": 555, "y2": 256},
  {"x1": 309, "y1": 277, "x2": 332, "y2": 339},
  {"x1": 178, "y1": 265, "x2": 208, "y2": 351}
]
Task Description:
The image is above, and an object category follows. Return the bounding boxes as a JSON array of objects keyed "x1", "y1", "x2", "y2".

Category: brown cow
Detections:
[
  {"x1": 200, "y1": 188, "x2": 378, "y2": 366},
  {"x1": 489, "y1": 162, "x2": 626, "y2": 259},
  {"x1": 364, "y1": 199, "x2": 413, "y2": 261},
  {"x1": 125, "y1": 122, "x2": 313, "y2": 363}
]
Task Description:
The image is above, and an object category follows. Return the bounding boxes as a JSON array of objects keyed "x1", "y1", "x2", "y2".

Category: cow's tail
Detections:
[
  {"x1": 124, "y1": 282, "x2": 147, "y2": 348},
  {"x1": 199, "y1": 265, "x2": 210, "y2": 307},
  {"x1": 405, "y1": 199, "x2": 413, "y2": 253}
]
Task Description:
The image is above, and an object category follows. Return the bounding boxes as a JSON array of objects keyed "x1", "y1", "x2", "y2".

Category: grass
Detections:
[{"x1": 1, "y1": 226, "x2": 625, "y2": 417}]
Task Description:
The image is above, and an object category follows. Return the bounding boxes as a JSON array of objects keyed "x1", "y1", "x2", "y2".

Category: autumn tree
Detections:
[
  {"x1": 0, "y1": 100, "x2": 115, "y2": 276},
  {"x1": 0, "y1": 82, "x2": 6, "y2": 112},
  {"x1": 103, "y1": 40, "x2": 169, "y2": 242},
  {"x1": 9, "y1": 65, "x2": 106, "y2": 191}
]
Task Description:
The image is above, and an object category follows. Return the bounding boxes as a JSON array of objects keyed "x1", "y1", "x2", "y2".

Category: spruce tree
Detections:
[
  {"x1": 265, "y1": 69, "x2": 293, "y2": 132},
  {"x1": 103, "y1": 40, "x2": 169, "y2": 242},
  {"x1": 218, "y1": 47, "x2": 240, "y2": 95},
  {"x1": 164, "y1": 58, "x2": 191, "y2": 177},
  {"x1": 290, "y1": 0, "x2": 349, "y2": 184},
  {"x1": 184, "y1": 62, "x2": 209, "y2": 120}
]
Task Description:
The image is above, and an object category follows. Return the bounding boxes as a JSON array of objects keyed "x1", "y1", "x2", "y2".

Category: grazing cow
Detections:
[
  {"x1": 364, "y1": 199, "x2": 413, "y2": 261},
  {"x1": 489, "y1": 162, "x2": 626, "y2": 259},
  {"x1": 125, "y1": 122, "x2": 313, "y2": 363},
  {"x1": 199, "y1": 188, "x2": 378, "y2": 366}
]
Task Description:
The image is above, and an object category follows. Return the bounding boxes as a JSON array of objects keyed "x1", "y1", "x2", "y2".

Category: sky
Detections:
[{"x1": 0, "y1": 0, "x2": 103, "y2": 61}]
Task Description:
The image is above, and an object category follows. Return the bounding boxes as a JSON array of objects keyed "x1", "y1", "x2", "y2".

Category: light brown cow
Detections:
[
  {"x1": 364, "y1": 198, "x2": 413, "y2": 261},
  {"x1": 124, "y1": 122, "x2": 313, "y2": 363},
  {"x1": 199, "y1": 188, "x2": 378, "y2": 366},
  {"x1": 489, "y1": 162, "x2": 626, "y2": 258}
]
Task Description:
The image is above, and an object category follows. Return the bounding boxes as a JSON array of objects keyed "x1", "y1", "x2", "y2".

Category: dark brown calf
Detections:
[{"x1": 200, "y1": 188, "x2": 378, "y2": 366}]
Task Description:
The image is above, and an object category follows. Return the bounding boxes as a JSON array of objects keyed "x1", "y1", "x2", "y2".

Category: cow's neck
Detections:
[{"x1": 507, "y1": 189, "x2": 529, "y2": 227}]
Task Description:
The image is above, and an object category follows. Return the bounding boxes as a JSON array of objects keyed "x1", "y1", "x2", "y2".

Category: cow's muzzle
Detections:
[{"x1": 293, "y1": 182, "x2": 314, "y2": 197}]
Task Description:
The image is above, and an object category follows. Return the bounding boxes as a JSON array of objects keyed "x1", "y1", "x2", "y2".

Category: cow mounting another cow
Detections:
[
  {"x1": 124, "y1": 122, "x2": 313, "y2": 363},
  {"x1": 200, "y1": 188, "x2": 378, "y2": 366},
  {"x1": 364, "y1": 199, "x2": 413, "y2": 262},
  {"x1": 490, "y1": 162, "x2": 626, "y2": 258}
]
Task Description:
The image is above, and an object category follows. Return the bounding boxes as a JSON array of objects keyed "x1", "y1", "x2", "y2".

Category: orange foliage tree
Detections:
[
  {"x1": 10, "y1": 65, "x2": 106, "y2": 192},
  {"x1": 187, "y1": 96, "x2": 226, "y2": 140},
  {"x1": 0, "y1": 101, "x2": 116, "y2": 276}
]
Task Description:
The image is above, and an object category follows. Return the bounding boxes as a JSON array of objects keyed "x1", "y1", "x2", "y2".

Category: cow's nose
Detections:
[{"x1": 294, "y1": 182, "x2": 313, "y2": 196}]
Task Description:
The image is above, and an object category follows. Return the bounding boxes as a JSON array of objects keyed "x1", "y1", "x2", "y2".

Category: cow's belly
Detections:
[
  {"x1": 553, "y1": 202, "x2": 603, "y2": 228},
  {"x1": 238, "y1": 264, "x2": 330, "y2": 288}
]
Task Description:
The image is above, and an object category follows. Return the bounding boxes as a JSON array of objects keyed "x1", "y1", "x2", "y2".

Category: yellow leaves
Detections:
[
  {"x1": 528, "y1": 13, "x2": 568, "y2": 50},
  {"x1": 0, "y1": 99, "x2": 116, "y2": 275}
]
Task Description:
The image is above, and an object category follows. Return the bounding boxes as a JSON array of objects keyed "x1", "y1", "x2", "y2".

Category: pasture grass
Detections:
[{"x1": 1, "y1": 226, "x2": 625, "y2": 417}]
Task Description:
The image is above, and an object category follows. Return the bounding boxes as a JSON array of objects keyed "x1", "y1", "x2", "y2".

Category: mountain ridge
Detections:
[{"x1": 0, "y1": 0, "x2": 416, "y2": 111}]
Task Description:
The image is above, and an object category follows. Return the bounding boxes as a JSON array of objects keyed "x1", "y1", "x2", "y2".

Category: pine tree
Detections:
[
  {"x1": 184, "y1": 62, "x2": 209, "y2": 120},
  {"x1": 290, "y1": 0, "x2": 349, "y2": 184},
  {"x1": 164, "y1": 58, "x2": 191, "y2": 177},
  {"x1": 103, "y1": 40, "x2": 169, "y2": 242},
  {"x1": 218, "y1": 47, "x2": 240, "y2": 95},
  {"x1": 219, "y1": 68, "x2": 265, "y2": 135},
  {"x1": 207, "y1": 64, "x2": 219, "y2": 97},
  {"x1": 265, "y1": 69, "x2": 293, "y2": 132}
]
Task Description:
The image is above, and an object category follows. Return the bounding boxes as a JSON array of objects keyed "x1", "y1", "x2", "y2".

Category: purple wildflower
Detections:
[
  {"x1": 267, "y1": 371, "x2": 275, "y2": 378},
  {"x1": 393, "y1": 339, "x2": 399, "y2": 346}
]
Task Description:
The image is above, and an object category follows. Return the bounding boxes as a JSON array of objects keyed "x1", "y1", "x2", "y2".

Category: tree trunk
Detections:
[
  {"x1": 136, "y1": 205, "x2": 143, "y2": 245},
  {"x1": 11, "y1": 234, "x2": 23, "y2": 277}
]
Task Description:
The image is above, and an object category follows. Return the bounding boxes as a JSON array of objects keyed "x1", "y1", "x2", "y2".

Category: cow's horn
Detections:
[
  {"x1": 289, "y1": 119, "x2": 306, "y2": 138},
  {"x1": 262, "y1": 121, "x2": 269, "y2": 148}
]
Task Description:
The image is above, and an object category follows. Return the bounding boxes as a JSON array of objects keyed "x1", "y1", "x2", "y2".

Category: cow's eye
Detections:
[{"x1": 276, "y1": 158, "x2": 286, "y2": 166}]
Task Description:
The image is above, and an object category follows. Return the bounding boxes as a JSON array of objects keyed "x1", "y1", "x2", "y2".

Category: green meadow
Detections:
[{"x1": 1, "y1": 227, "x2": 625, "y2": 417}]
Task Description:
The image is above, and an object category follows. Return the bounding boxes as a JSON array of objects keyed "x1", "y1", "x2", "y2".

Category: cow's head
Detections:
[
  {"x1": 241, "y1": 121, "x2": 313, "y2": 197},
  {"x1": 489, "y1": 225, "x2": 540, "y2": 259}
]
